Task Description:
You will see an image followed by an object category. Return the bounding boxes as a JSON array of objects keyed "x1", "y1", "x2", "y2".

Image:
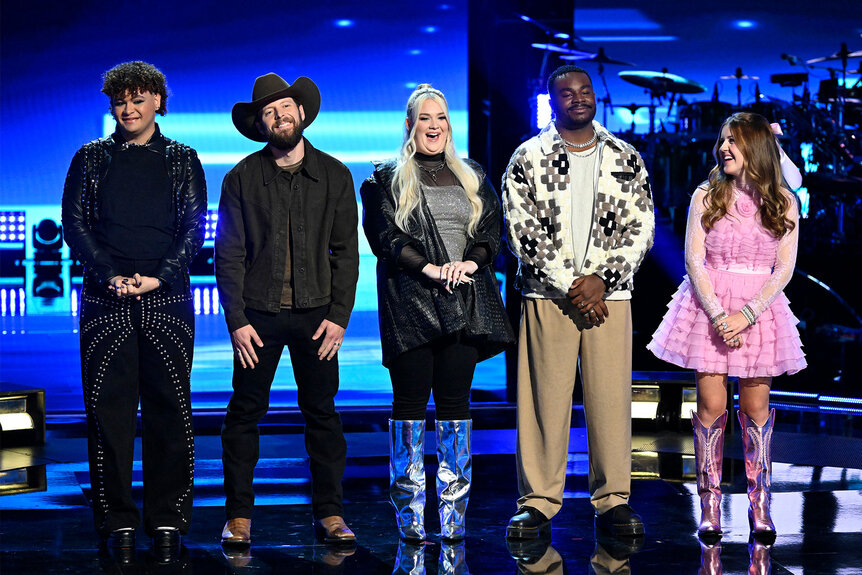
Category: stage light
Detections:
[
  {"x1": 579, "y1": 36, "x2": 676, "y2": 42},
  {"x1": 0, "y1": 386, "x2": 45, "y2": 448},
  {"x1": 409, "y1": 49, "x2": 422, "y2": 56},
  {"x1": 631, "y1": 451, "x2": 660, "y2": 479},
  {"x1": 795, "y1": 187, "x2": 809, "y2": 219},
  {"x1": 31, "y1": 219, "x2": 64, "y2": 298},
  {"x1": 536, "y1": 93, "x2": 551, "y2": 130},
  {"x1": 422, "y1": 26, "x2": 438, "y2": 34},
  {"x1": 0, "y1": 211, "x2": 25, "y2": 245},
  {"x1": 734, "y1": 20, "x2": 756, "y2": 29},
  {"x1": 681, "y1": 387, "x2": 697, "y2": 420},
  {"x1": 334, "y1": 19, "x2": 354, "y2": 28},
  {"x1": 632, "y1": 384, "x2": 660, "y2": 419}
]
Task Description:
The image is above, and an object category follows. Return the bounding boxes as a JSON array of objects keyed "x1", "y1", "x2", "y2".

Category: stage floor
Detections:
[
  {"x1": 2, "y1": 409, "x2": 861, "y2": 574},
  {"x1": 0, "y1": 310, "x2": 507, "y2": 413}
]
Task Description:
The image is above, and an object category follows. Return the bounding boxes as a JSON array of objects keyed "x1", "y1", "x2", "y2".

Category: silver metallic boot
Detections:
[
  {"x1": 392, "y1": 540, "x2": 425, "y2": 575},
  {"x1": 436, "y1": 419, "x2": 472, "y2": 541},
  {"x1": 439, "y1": 541, "x2": 470, "y2": 574},
  {"x1": 390, "y1": 419, "x2": 427, "y2": 541}
]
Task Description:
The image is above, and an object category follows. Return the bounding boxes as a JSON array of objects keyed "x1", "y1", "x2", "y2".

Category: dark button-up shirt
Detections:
[{"x1": 215, "y1": 139, "x2": 359, "y2": 332}]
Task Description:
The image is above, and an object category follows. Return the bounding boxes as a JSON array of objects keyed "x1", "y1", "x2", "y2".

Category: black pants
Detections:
[
  {"x1": 387, "y1": 332, "x2": 479, "y2": 420},
  {"x1": 79, "y1": 283, "x2": 195, "y2": 537},
  {"x1": 221, "y1": 306, "x2": 346, "y2": 520}
]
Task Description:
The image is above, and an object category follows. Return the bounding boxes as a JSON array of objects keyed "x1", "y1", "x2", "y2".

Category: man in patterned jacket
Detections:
[{"x1": 502, "y1": 65, "x2": 654, "y2": 540}]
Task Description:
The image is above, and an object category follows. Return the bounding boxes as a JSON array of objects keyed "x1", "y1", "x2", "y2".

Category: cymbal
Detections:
[
  {"x1": 530, "y1": 43, "x2": 595, "y2": 60},
  {"x1": 770, "y1": 72, "x2": 808, "y2": 87},
  {"x1": 720, "y1": 67, "x2": 758, "y2": 80},
  {"x1": 807, "y1": 43, "x2": 862, "y2": 64},
  {"x1": 563, "y1": 47, "x2": 634, "y2": 66},
  {"x1": 618, "y1": 70, "x2": 706, "y2": 94}
]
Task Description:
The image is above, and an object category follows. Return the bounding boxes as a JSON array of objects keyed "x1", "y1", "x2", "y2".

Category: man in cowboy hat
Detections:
[{"x1": 215, "y1": 73, "x2": 359, "y2": 546}]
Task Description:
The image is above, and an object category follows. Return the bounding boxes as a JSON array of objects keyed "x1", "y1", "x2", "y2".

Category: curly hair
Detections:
[
  {"x1": 101, "y1": 61, "x2": 168, "y2": 115},
  {"x1": 702, "y1": 112, "x2": 795, "y2": 238}
]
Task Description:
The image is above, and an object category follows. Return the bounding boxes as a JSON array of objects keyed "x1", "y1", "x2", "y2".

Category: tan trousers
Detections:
[{"x1": 515, "y1": 298, "x2": 633, "y2": 518}]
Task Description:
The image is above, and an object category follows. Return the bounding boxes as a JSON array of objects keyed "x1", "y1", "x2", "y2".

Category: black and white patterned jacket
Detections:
[{"x1": 502, "y1": 121, "x2": 654, "y2": 299}]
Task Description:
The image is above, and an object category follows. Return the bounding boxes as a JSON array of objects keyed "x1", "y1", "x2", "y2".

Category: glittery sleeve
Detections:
[
  {"x1": 684, "y1": 187, "x2": 725, "y2": 319},
  {"x1": 746, "y1": 190, "x2": 800, "y2": 317}
]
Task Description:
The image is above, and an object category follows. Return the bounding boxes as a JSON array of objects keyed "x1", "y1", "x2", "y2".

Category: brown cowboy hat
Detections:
[{"x1": 231, "y1": 73, "x2": 320, "y2": 142}]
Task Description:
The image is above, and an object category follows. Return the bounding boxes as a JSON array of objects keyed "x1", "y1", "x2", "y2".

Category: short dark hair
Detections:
[
  {"x1": 547, "y1": 65, "x2": 591, "y2": 95},
  {"x1": 102, "y1": 61, "x2": 168, "y2": 115}
]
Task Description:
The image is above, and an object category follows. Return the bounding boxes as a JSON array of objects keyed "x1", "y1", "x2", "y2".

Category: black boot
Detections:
[
  {"x1": 506, "y1": 506, "x2": 551, "y2": 540},
  {"x1": 594, "y1": 504, "x2": 644, "y2": 537}
]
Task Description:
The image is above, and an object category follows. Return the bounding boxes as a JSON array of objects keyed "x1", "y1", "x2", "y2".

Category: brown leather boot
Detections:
[
  {"x1": 221, "y1": 518, "x2": 251, "y2": 547},
  {"x1": 313, "y1": 516, "x2": 356, "y2": 544}
]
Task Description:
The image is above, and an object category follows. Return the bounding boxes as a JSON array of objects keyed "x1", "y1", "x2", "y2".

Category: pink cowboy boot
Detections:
[
  {"x1": 692, "y1": 410, "x2": 728, "y2": 537},
  {"x1": 738, "y1": 409, "x2": 776, "y2": 536}
]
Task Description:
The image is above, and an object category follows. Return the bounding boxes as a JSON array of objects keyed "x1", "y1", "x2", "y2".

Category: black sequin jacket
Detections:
[
  {"x1": 62, "y1": 124, "x2": 208, "y2": 292},
  {"x1": 360, "y1": 159, "x2": 514, "y2": 366}
]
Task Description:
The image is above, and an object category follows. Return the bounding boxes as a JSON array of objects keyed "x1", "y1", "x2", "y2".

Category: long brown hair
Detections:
[{"x1": 702, "y1": 112, "x2": 795, "y2": 238}]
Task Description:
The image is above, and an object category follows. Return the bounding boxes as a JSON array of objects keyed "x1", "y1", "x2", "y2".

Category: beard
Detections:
[
  {"x1": 265, "y1": 116, "x2": 305, "y2": 151},
  {"x1": 553, "y1": 104, "x2": 595, "y2": 130}
]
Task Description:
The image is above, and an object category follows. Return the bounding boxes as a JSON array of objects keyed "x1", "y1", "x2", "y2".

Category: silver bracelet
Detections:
[{"x1": 741, "y1": 305, "x2": 756, "y2": 326}]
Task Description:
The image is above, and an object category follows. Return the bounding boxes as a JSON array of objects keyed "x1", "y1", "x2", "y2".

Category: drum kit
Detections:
[{"x1": 528, "y1": 38, "x2": 862, "y2": 245}]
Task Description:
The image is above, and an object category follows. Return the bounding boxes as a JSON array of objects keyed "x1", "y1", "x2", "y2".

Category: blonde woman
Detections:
[{"x1": 360, "y1": 84, "x2": 513, "y2": 542}]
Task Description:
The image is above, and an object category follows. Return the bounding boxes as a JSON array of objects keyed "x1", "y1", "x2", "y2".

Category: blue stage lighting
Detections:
[
  {"x1": 536, "y1": 94, "x2": 551, "y2": 130},
  {"x1": 335, "y1": 19, "x2": 354, "y2": 27},
  {"x1": 734, "y1": 20, "x2": 756, "y2": 29}
]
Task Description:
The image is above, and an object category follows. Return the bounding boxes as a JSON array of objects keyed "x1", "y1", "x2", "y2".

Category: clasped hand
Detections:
[
  {"x1": 108, "y1": 274, "x2": 160, "y2": 300},
  {"x1": 423, "y1": 260, "x2": 478, "y2": 292},
  {"x1": 568, "y1": 275, "x2": 609, "y2": 326},
  {"x1": 712, "y1": 312, "x2": 748, "y2": 348}
]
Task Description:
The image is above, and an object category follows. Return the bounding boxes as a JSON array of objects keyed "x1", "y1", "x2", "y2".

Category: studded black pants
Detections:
[{"x1": 79, "y1": 282, "x2": 195, "y2": 537}]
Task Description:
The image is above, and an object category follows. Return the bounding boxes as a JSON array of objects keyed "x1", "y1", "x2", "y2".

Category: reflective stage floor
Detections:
[{"x1": 2, "y1": 411, "x2": 861, "y2": 574}]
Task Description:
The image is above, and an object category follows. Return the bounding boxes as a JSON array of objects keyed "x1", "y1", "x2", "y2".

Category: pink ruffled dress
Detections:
[{"x1": 648, "y1": 185, "x2": 807, "y2": 377}]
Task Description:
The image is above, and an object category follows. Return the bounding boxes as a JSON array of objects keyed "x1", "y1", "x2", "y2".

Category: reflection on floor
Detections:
[{"x1": 1, "y1": 412, "x2": 861, "y2": 574}]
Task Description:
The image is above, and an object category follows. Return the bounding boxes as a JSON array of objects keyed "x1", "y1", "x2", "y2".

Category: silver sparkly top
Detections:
[{"x1": 421, "y1": 184, "x2": 471, "y2": 261}]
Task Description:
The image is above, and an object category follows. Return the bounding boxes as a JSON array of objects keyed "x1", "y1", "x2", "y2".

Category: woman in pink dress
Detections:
[{"x1": 648, "y1": 112, "x2": 806, "y2": 541}]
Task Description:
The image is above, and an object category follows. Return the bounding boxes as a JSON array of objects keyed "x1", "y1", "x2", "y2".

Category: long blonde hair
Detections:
[
  {"x1": 703, "y1": 112, "x2": 795, "y2": 238},
  {"x1": 392, "y1": 84, "x2": 482, "y2": 237}
]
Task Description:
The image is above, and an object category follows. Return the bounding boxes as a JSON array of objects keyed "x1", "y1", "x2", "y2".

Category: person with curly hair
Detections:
[
  {"x1": 648, "y1": 112, "x2": 806, "y2": 542},
  {"x1": 62, "y1": 60, "x2": 207, "y2": 551}
]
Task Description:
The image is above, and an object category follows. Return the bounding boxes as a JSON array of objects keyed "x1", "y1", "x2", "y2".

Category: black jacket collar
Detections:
[{"x1": 260, "y1": 137, "x2": 321, "y2": 186}]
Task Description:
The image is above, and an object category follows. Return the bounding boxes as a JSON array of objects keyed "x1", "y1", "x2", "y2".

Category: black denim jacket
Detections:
[
  {"x1": 215, "y1": 139, "x2": 359, "y2": 332},
  {"x1": 61, "y1": 124, "x2": 207, "y2": 292}
]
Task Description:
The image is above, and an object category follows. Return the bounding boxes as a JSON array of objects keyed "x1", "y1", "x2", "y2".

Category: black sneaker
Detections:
[
  {"x1": 594, "y1": 504, "x2": 644, "y2": 537},
  {"x1": 506, "y1": 507, "x2": 551, "y2": 540}
]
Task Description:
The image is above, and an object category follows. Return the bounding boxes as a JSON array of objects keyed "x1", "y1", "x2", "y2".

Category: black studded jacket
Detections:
[
  {"x1": 360, "y1": 159, "x2": 514, "y2": 366},
  {"x1": 62, "y1": 124, "x2": 207, "y2": 293}
]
